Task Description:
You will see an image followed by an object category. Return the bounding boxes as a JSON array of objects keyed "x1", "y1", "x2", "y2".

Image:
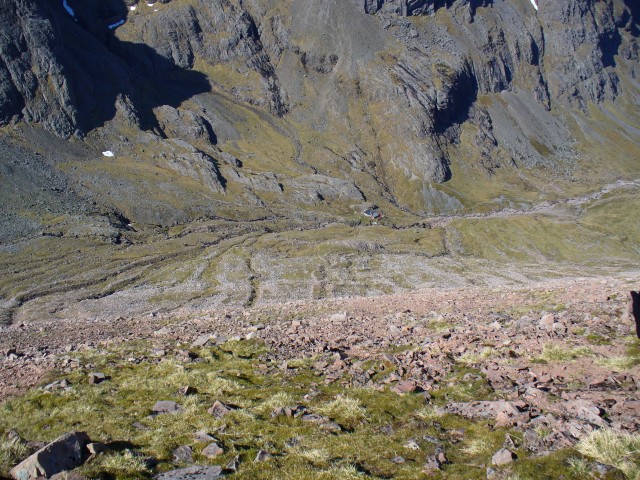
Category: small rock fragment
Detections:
[
  {"x1": 88, "y1": 372, "x2": 106, "y2": 385},
  {"x1": 172, "y1": 445, "x2": 193, "y2": 463},
  {"x1": 86, "y1": 442, "x2": 107, "y2": 455},
  {"x1": 201, "y1": 442, "x2": 224, "y2": 458},
  {"x1": 152, "y1": 401, "x2": 184, "y2": 415},
  {"x1": 207, "y1": 400, "x2": 235, "y2": 418},
  {"x1": 491, "y1": 448, "x2": 517, "y2": 466},
  {"x1": 254, "y1": 449, "x2": 272, "y2": 462}
]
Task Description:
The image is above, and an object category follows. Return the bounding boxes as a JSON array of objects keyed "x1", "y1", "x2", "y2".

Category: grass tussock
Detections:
[
  {"x1": 535, "y1": 344, "x2": 593, "y2": 362},
  {"x1": 0, "y1": 434, "x2": 30, "y2": 472},
  {"x1": 315, "y1": 395, "x2": 367, "y2": 429},
  {"x1": 576, "y1": 429, "x2": 640, "y2": 479}
]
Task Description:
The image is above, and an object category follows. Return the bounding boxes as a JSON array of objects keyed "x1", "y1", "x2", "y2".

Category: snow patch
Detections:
[
  {"x1": 108, "y1": 19, "x2": 126, "y2": 30},
  {"x1": 62, "y1": 0, "x2": 75, "y2": 17},
  {"x1": 130, "y1": 5, "x2": 137, "y2": 11},
  {"x1": 529, "y1": 0, "x2": 538, "y2": 11},
  {"x1": 102, "y1": 151, "x2": 115, "y2": 157}
]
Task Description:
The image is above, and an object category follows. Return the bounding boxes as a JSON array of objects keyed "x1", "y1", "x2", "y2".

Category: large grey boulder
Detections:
[
  {"x1": 154, "y1": 466, "x2": 224, "y2": 480},
  {"x1": 10, "y1": 431, "x2": 90, "y2": 480}
]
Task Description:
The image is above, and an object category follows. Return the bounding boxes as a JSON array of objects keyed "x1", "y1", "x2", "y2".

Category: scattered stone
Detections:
[
  {"x1": 564, "y1": 400, "x2": 605, "y2": 426},
  {"x1": 423, "y1": 454, "x2": 444, "y2": 474},
  {"x1": 442, "y1": 401, "x2": 526, "y2": 425},
  {"x1": 132, "y1": 422, "x2": 150, "y2": 431},
  {"x1": 172, "y1": 445, "x2": 193, "y2": 463},
  {"x1": 152, "y1": 401, "x2": 184, "y2": 415},
  {"x1": 539, "y1": 314, "x2": 555, "y2": 329},
  {"x1": 86, "y1": 442, "x2": 107, "y2": 455},
  {"x1": 491, "y1": 448, "x2": 517, "y2": 466},
  {"x1": 301, "y1": 413, "x2": 330, "y2": 424},
  {"x1": 225, "y1": 455, "x2": 240, "y2": 472},
  {"x1": 178, "y1": 386, "x2": 197, "y2": 396},
  {"x1": 404, "y1": 440, "x2": 420, "y2": 450},
  {"x1": 393, "y1": 380, "x2": 418, "y2": 393},
  {"x1": 191, "y1": 334, "x2": 213, "y2": 348},
  {"x1": 523, "y1": 429, "x2": 539, "y2": 449},
  {"x1": 154, "y1": 465, "x2": 224, "y2": 480},
  {"x1": 319, "y1": 421, "x2": 342, "y2": 433},
  {"x1": 10, "y1": 431, "x2": 91, "y2": 480},
  {"x1": 87, "y1": 372, "x2": 106, "y2": 385},
  {"x1": 392, "y1": 456, "x2": 405, "y2": 464},
  {"x1": 254, "y1": 449, "x2": 272, "y2": 462},
  {"x1": 194, "y1": 431, "x2": 216, "y2": 443},
  {"x1": 207, "y1": 400, "x2": 235, "y2": 418},
  {"x1": 201, "y1": 442, "x2": 224, "y2": 458}
]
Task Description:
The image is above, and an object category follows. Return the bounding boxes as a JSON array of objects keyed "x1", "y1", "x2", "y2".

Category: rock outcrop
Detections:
[{"x1": 0, "y1": 0, "x2": 638, "y2": 213}]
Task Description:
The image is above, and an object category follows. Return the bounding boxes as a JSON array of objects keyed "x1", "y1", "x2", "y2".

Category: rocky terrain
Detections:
[
  {"x1": 0, "y1": 0, "x2": 640, "y2": 478},
  {"x1": 0, "y1": 276, "x2": 639, "y2": 479}
]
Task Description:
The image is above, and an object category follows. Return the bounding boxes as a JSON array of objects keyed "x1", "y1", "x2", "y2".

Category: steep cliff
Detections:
[{"x1": 0, "y1": 0, "x2": 638, "y2": 219}]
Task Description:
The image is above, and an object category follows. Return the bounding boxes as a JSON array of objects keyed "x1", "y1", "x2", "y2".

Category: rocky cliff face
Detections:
[{"x1": 0, "y1": 0, "x2": 638, "y2": 218}]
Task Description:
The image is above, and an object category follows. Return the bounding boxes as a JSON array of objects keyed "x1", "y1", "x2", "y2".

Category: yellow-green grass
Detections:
[{"x1": 0, "y1": 339, "x2": 622, "y2": 479}]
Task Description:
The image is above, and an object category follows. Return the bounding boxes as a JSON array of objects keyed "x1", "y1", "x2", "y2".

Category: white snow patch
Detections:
[
  {"x1": 130, "y1": 5, "x2": 137, "y2": 11},
  {"x1": 529, "y1": 0, "x2": 538, "y2": 11},
  {"x1": 147, "y1": 2, "x2": 154, "y2": 6},
  {"x1": 62, "y1": 0, "x2": 75, "y2": 17},
  {"x1": 102, "y1": 151, "x2": 115, "y2": 157},
  {"x1": 108, "y1": 19, "x2": 126, "y2": 30}
]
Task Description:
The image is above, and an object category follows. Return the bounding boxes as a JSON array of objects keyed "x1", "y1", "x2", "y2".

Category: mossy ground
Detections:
[{"x1": 0, "y1": 339, "x2": 628, "y2": 479}]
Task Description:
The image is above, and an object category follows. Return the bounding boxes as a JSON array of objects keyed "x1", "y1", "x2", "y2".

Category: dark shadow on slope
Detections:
[
  {"x1": 433, "y1": 60, "x2": 478, "y2": 136},
  {"x1": 623, "y1": 0, "x2": 640, "y2": 37},
  {"x1": 43, "y1": 0, "x2": 211, "y2": 135}
]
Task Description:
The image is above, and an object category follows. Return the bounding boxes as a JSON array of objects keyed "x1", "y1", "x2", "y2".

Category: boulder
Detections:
[{"x1": 10, "y1": 431, "x2": 90, "y2": 480}]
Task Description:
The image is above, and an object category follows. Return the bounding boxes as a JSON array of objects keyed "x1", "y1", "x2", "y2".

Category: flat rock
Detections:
[
  {"x1": 10, "y1": 431, "x2": 90, "y2": 480},
  {"x1": 564, "y1": 400, "x2": 605, "y2": 426},
  {"x1": 154, "y1": 466, "x2": 224, "y2": 480},
  {"x1": 191, "y1": 335, "x2": 213, "y2": 348},
  {"x1": 152, "y1": 401, "x2": 184, "y2": 415}
]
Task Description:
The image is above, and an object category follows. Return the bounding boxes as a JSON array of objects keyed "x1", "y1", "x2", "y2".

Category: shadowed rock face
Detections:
[
  {"x1": 0, "y1": 0, "x2": 638, "y2": 211},
  {"x1": 630, "y1": 291, "x2": 640, "y2": 339}
]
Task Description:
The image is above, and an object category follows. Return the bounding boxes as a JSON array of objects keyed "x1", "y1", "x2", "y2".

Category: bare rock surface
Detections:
[{"x1": 9, "y1": 431, "x2": 90, "y2": 480}]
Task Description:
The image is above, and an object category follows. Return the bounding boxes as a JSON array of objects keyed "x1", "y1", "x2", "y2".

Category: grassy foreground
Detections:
[{"x1": 0, "y1": 338, "x2": 636, "y2": 479}]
